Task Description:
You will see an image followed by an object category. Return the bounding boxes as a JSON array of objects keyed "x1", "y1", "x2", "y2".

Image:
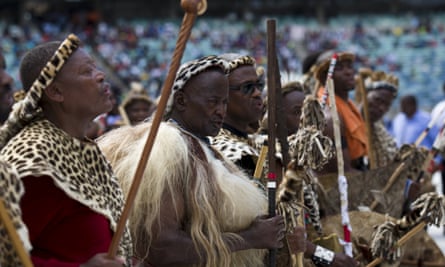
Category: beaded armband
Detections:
[{"x1": 312, "y1": 245, "x2": 335, "y2": 266}]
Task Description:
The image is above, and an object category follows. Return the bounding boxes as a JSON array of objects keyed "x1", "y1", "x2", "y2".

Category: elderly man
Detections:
[
  {"x1": 0, "y1": 35, "x2": 131, "y2": 266},
  {"x1": 210, "y1": 53, "x2": 265, "y2": 177},
  {"x1": 98, "y1": 55, "x2": 304, "y2": 267}
]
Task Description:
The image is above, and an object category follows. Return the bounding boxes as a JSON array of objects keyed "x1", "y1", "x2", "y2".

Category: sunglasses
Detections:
[{"x1": 229, "y1": 81, "x2": 265, "y2": 95}]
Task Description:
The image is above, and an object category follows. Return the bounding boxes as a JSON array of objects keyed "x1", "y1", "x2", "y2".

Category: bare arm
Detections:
[{"x1": 147, "y1": 189, "x2": 286, "y2": 267}]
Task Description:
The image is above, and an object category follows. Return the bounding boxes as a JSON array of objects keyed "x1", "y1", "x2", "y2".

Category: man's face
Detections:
[
  {"x1": 332, "y1": 59, "x2": 356, "y2": 92},
  {"x1": 226, "y1": 65, "x2": 264, "y2": 125},
  {"x1": 53, "y1": 49, "x2": 113, "y2": 121},
  {"x1": 283, "y1": 90, "x2": 305, "y2": 135},
  {"x1": 126, "y1": 99, "x2": 154, "y2": 125},
  {"x1": 179, "y1": 69, "x2": 229, "y2": 137},
  {"x1": 367, "y1": 89, "x2": 395, "y2": 123}
]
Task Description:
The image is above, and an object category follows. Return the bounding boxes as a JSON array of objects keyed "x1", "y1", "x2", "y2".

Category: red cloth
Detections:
[{"x1": 21, "y1": 175, "x2": 113, "y2": 267}]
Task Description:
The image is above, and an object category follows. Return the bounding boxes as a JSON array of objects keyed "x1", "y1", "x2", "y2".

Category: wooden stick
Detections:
[
  {"x1": 118, "y1": 105, "x2": 131, "y2": 126},
  {"x1": 0, "y1": 199, "x2": 33, "y2": 267},
  {"x1": 366, "y1": 221, "x2": 426, "y2": 267},
  {"x1": 107, "y1": 0, "x2": 206, "y2": 257},
  {"x1": 266, "y1": 18, "x2": 278, "y2": 267},
  {"x1": 357, "y1": 68, "x2": 376, "y2": 169},
  {"x1": 295, "y1": 182, "x2": 305, "y2": 267},
  {"x1": 327, "y1": 67, "x2": 353, "y2": 256},
  {"x1": 254, "y1": 143, "x2": 268, "y2": 180},
  {"x1": 275, "y1": 68, "x2": 289, "y2": 172},
  {"x1": 414, "y1": 113, "x2": 442, "y2": 147}
]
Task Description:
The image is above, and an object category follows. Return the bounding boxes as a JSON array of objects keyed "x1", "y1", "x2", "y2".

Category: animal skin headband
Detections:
[
  {"x1": 164, "y1": 55, "x2": 230, "y2": 119},
  {"x1": 0, "y1": 34, "x2": 80, "y2": 149}
]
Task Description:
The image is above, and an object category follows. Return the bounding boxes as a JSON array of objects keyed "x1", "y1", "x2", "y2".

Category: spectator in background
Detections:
[
  {"x1": 119, "y1": 82, "x2": 156, "y2": 125},
  {"x1": 390, "y1": 94, "x2": 440, "y2": 149},
  {"x1": 0, "y1": 52, "x2": 14, "y2": 125}
]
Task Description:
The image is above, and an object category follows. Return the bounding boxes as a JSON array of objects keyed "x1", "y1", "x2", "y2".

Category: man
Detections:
[
  {"x1": 0, "y1": 52, "x2": 14, "y2": 124},
  {"x1": 314, "y1": 50, "x2": 368, "y2": 173},
  {"x1": 120, "y1": 82, "x2": 156, "y2": 125},
  {"x1": 210, "y1": 53, "x2": 265, "y2": 177},
  {"x1": 390, "y1": 94, "x2": 439, "y2": 149},
  {"x1": 98, "y1": 55, "x2": 303, "y2": 267},
  {"x1": 0, "y1": 35, "x2": 131, "y2": 266},
  {"x1": 261, "y1": 80, "x2": 357, "y2": 267},
  {"x1": 362, "y1": 70, "x2": 399, "y2": 168}
]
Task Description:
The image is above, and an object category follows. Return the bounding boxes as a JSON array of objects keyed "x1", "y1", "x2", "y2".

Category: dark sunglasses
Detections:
[{"x1": 229, "y1": 81, "x2": 265, "y2": 95}]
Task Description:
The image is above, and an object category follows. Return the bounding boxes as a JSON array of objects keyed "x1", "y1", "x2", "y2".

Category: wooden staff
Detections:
[
  {"x1": 254, "y1": 141, "x2": 268, "y2": 180},
  {"x1": 275, "y1": 72, "x2": 289, "y2": 171},
  {"x1": 414, "y1": 113, "x2": 442, "y2": 147},
  {"x1": 118, "y1": 105, "x2": 131, "y2": 126},
  {"x1": 356, "y1": 68, "x2": 376, "y2": 169},
  {"x1": 107, "y1": 0, "x2": 207, "y2": 257},
  {"x1": 267, "y1": 18, "x2": 278, "y2": 267},
  {"x1": 0, "y1": 198, "x2": 33, "y2": 267},
  {"x1": 326, "y1": 56, "x2": 353, "y2": 256},
  {"x1": 294, "y1": 178, "x2": 305, "y2": 267}
]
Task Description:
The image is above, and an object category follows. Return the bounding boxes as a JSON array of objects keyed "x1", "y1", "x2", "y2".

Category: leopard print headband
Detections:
[
  {"x1": 164, "y1": 55, "x2": 230, "y2": 119},
  {"x1": 0, "y1": 34, "x2": 80, "y2": 149},
  {"x1": 219, "y1": 53, "x2": 256, "y2": 72}
]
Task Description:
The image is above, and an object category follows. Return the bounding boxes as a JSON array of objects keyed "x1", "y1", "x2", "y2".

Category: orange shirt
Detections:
[{"x1": 318, "y1": 87, "x2": 368, "y2": 160}]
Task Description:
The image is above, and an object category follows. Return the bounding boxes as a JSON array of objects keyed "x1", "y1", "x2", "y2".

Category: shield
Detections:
[{"x1": 316, "y1": 162, "x2": 407, "y2": 218}]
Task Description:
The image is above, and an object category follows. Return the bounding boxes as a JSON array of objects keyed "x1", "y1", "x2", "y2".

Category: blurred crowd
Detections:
[{"x1": 2, "y1": 11, "x2": 445, "y2": 112}]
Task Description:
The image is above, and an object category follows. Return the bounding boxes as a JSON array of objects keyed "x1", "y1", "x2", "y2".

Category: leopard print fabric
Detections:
[
  {"x1": 0, "y1": 160, "x2": 31, "y2": 267},
  {"x1": 0, "y1": 119, "x2": 132, "y2": 262},
  {"x1": 371, "y1": 120, "x2": 398, "y2": 168},
  {"x1": 210, "y1": 128, "x2": 258, "y2": 163},
  {"x1": 0, "y1": 34, "x2": 80, "y2": 149}
]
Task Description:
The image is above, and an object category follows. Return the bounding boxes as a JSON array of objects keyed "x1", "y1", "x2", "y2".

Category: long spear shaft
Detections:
[
  {"x1": 266, "y1": 18, "x2": 278, "y2": 267},
  {"x1": 107, "y1": 0, "x2": 206, "y2": 257},
  {"x1": 325, "y1": 54, "x2": 353, "y2": 256},
  {"x1": 357, "y1": 68, "x2": 376, "y2": 169}
]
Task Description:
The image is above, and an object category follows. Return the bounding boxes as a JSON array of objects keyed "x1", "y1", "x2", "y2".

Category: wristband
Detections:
[{"x1": 312, "y1": 245, "x2": 335, "y2": 266}]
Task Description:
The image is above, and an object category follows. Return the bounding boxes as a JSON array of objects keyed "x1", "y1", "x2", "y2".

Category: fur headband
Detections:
[
  {"x1": 0, "y1": 34, "x2": 80, "y2": 149},
  {"x1": 164, "y1": 55, "x2": 230, "y2": 118}
]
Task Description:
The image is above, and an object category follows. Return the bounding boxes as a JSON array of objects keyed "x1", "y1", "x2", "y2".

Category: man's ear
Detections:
[
  {"x1": 173, "y1": 91, "x2": 187, "y2": 112},
  {"x1": 44, "y1": 83, "x2": 64, "y2": 102}
]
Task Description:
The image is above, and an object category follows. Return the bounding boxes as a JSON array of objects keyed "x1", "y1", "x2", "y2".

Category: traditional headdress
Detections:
[
  {"x1": 219, "y1": 53, "x2": 256, "y2": 72},
  {"x1": 312, "y1": 50, "x2": 355, "y2": 83},
  {"x1": 0, "y1": 34, "x2": 80, "y2": 149},
  {"x1": 364, "y1": 70, "x2": 398, "y2": 96},
  {"x1": 164, "y1": 55, "x2": 230, "y2": 119}
]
